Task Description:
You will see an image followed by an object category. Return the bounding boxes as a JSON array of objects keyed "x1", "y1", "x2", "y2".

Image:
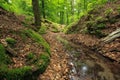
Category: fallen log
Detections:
[{"x1": 101, "y1": 28, "x2": 120, "y2": 43}]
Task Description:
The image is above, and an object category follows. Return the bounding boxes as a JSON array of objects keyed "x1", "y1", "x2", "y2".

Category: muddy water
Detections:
[{"x1": 68, "y1": 45, "x2": 120, "y2": 80}]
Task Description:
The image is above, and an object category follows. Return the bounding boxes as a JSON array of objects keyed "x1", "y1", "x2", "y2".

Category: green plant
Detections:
[
  {"x1": 117, "y1": 6, "x2": 120, "y2": 14},
  {"x1": 97, "y1": 23, "x2": 106, "y2": 29},
  {"x1": 64, "y1": 21, "x2": 78, "y2": 34},
  {"x1": 104, "y1": 8, "x2": 113, "y2": 17},
  {"x1": 26, "y1": 52, "x2": 35, "y2": 60},
  {"x1": 0, "y1": 44, "x2": 6, "y2": 64},
  {"x1": 5, "y1": 37, "x2": 16, "y2": 46},
  {"x1": 38, "y1": 24, "x2": 48, "y2": 34},
  {"x1": 35, "y1": 53, "x2": 50, "y2": 73},
  {"x1": 109, "y1": 18, "x2": 118, "y2": 24},
  {"x1": 0, "y1": 66, "x2": 32, "y2": 80},
  {"x1": 25, "y1": 29, "x2": 50, "y2": 55}
]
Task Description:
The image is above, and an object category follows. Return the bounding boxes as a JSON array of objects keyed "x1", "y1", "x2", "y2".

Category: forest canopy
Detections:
[{"x1": 0, "y1": 0, "x2": 111, "y2": 25}]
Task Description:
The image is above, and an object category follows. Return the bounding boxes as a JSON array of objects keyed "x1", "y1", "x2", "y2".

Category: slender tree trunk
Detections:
[
  {"x1": 66, "y1": 12, "x2": 69, "y2": 25},
  {"x1": 70, "y1": 0, "x2": 74, "y2": 21},
  {"x1": 60, "y1": 11, "x2": 64, "y2": 24},
  {"x1": 83, "y1": 0, "x2": 87, "y2": 11},
  {"x1": 32, "y1": 0, "x2": 41, "y2": 27},
  {"x1": 41, "y1": 0, "x2": 45, "y2": 18}
]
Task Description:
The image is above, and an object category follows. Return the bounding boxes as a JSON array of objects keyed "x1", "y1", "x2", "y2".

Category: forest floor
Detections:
[
  {"x1": 38, "y1": 29, "x2": 120, "y2": 80},
  {"x1": 0, "y1": 1, "x2": 120, "y2": 79}
]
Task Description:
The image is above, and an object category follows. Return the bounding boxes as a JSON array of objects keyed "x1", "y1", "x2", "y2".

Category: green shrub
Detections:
[{"x1": 6, "y1": 37, "x2": 16, "y2": 46}]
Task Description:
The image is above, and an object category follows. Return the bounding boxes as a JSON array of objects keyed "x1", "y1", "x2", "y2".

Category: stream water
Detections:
[{"x1": 68, "y1": 45, "x2": 120, "y2": 80}]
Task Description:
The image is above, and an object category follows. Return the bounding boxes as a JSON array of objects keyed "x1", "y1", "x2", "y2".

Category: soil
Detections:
[
  {"x1": 0, "y1": 7, "x2": 44, "y2": 69},
  {"x1": 0, "y1": 0, "x2": 120, "y2": 79}
]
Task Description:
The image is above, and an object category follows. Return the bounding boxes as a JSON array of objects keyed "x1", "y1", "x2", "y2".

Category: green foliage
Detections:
[
  {"x1": 64, "y1": 21, "x2": 78, "y2": 34},
  {"x1": 0, "y1": 44, "x2": 6, "y2": 64},
  {"x1": 0, "y1": 44, "x2": 32, "y2": 80},
  {"x1": 97, "y1": 23, "x2": 106, "y2": 29},
  {"x1": 38, "y1": 24, "x2": 48, "y2": 34},
  {"x1": 51, "y1": 23, "x2": 60, "y2": 32},
  {"x1": 109, "y1": 18, "x2": 118, "y2": 24},
  {"x1": 86, "y1": 21, "x2": 106, "y2": 38},
  {"x1": 25, "y1": 29, "x2": 50, "y2": 55},
  {"x1": 104, "y1": 8, "x2": 113, "y2": 17},
  {"x1": 117, "y1": 6, "x2": 120, "y2": 14},
  {"x1": 0, "y1": 0, "x2": 109, "y2": 25},
  {"x1": 35, "y1": 53, "x2": 50, "y2": 73},
  {"x1": 6, "y1": 37, "x2": 16, "y2": 46},
  {"x1": 0, "y1": 66, "x2": 32, "y2": 80},
  {"x1": 26, "y1": 52, "x2": 35, "y2": 60}
]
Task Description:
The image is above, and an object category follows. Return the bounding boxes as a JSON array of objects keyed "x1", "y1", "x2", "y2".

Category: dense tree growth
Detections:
[{"x1": 0, "y1": 0, "x2": 111, "y2": 25}]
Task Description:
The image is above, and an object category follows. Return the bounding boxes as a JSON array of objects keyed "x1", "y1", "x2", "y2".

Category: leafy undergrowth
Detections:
[
  {"x1": 39, "y1": 19, "x2": 65, "y2": 34},
  {"x1": 65, "y1": 0, "x2": 120, "y2": 35},
  {"x1": 0, "y1": 8, "x2": 50, "y2": 80},
  {"x1": 64, "y1": 0, "x2": 120, "y2": 62}
]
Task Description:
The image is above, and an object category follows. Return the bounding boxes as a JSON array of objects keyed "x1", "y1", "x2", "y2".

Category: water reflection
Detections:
[{"x1": 68, "y1": 49, "x2": 120, "y2": 80}]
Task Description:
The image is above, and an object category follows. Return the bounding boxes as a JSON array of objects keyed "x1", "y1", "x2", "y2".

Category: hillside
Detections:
[
  {"x1": 0, "y1": 7, "x2": 51, "y2": 80},
  {"x1": 65, "y1": 0, "x2": 120, "y2": 62},
  {"x1": 0, "y1": 0, "x2": 120, "y2": 80}
]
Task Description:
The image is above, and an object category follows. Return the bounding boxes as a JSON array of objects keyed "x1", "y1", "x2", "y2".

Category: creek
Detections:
[{"x1": 67, "y1": 43, "x2": 120, "y2": 80}]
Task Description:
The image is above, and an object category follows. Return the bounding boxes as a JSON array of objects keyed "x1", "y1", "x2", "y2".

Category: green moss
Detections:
[
  {"x1": 0, "y1": 44, "x2": 6, "y2": 64},
  {"x1": 35, "y1": 53, "x2": 50, "y2": 73},
  {"x1": 85, "y1": 20, "x2": 106, "y2": 38},
  {"x1": 6, "y1": 37, "x2": 16, "y2": 46},
  {"x1": 25, "y1": 29, "x2": 50, "y2": 55},
  {"x1": 0, "y1": 30, "x2": 51, "y2": 79},
  {"x1": 64, "y1": 21, "x2": 78, "y2": 34},
  {"x1": 0, "y1": 66, "x2": 32, "y2": 80},
  {"x1": 26, "y1": 52, "x2": 35, "y2": 60},
  {"x1": 38, "y1": 24, "x2": 48, "y2": 34},
  {"x1": 51, "y1": 23, "x2": 60, "y2": 32},
  {"x1": 0, "y1": 44, "x2": 32, "y2": 80}
]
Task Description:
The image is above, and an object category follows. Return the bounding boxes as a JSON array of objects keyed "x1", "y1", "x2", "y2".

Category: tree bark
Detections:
[
  {"x1": 41, "y1": 0, "x2": 45, "y2": 18},
  {"x1": 70, "y1": 0, "x2": 74, "y2": 21},
  {"x1": 102, "y1": 28, "x2": 120, "y2": 43},
  {"x1": 32, "y1": 0, "x2": 41, "y2": 27}
]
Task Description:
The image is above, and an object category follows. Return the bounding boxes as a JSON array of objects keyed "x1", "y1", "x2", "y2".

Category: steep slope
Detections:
[
  {"x1": 0, "y1": 7, "x2": 50, "y2": 80},
  {"x1": 65, "y1": 0, "x2": 120, "y2": 62}
]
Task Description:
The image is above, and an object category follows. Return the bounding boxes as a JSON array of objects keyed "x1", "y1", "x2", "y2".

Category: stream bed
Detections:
[{"x1": 68, "y1": 44, "x2": 120, "y2": 80}]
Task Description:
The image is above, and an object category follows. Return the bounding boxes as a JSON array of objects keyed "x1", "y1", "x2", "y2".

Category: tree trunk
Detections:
[
  {"x1": 70, "y1": 0, "x2": 74, "y2": 21},
  {"x1": 83, "y1": 0, "x2": 87, "y2": 11},
  {"x1": 102, "y1": 28, "x2": 120, "y2": 43},
  {"x1": 66, "y1": 12, "x2": 69, "y2": 25},
  {"x1": 41, "y1": 0, "x2": 45, "y2": 18},
  {"x1": 32, "y1": 0, "x2": 41, "y2": 27}
]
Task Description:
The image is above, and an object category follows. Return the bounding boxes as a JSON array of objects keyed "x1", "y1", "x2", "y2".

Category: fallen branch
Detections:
[{"x1": 101, "y1": 28, "x2": 120, "y2": 43}]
